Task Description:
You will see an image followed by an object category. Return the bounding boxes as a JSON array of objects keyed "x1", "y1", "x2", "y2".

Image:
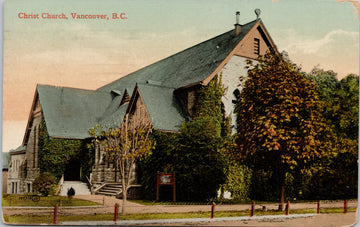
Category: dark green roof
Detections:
[
  {"x1": 2, "y1": 152, "x2": 10, "y2": 169},
  {"x1": 137, "y1": 83, "x2": 186, "y2": 131},
  {"x1": 35, "y1": 20, "x2": 259, "y2": 138},
  {"x1": 97, "y1": 20, "x2": 259, "y2": 93},
  {"x1": 99, "y1": 103, "x2": 128, "y2": 131},
  {"x1": 37, "y1": 85, "x2": 111, "y2": 139}
]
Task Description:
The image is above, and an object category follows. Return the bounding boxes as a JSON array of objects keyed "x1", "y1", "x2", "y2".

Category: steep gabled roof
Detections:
[
  {"x1": 23, "y1": 19, "x2": 274, "y2": 141},
  {"x1": 37, "y1": 85, "x2": 111, "y2": 139},
  {"x1": 97, "y1": 19, "x2": 259, "y2": 94},
  {"x1": 136, "y1": 83, "x2": 186, "y2": 132},
  {"x1": 98, "y1": 103, "x2": 129, "y2": 131}
]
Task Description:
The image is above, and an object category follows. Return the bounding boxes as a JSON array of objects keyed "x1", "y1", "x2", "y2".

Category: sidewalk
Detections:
[
  {"x1": 60, "y1": 213, "x2": 317, "y2": 226},
  {"x1": 2, "y1": 195, "x2": 357, "y2": 216}
]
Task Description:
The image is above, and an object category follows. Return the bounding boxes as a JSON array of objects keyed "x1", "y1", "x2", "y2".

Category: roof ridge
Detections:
[
  {"x1": 97, "y1": 19, "x2": 259, "y2": 92},
  {"x1": 37, "y1": 84, "x2": 97, "y2": 92},
  {"x1": 137, "y1": 82, "x2": 176, "y2": 89}
]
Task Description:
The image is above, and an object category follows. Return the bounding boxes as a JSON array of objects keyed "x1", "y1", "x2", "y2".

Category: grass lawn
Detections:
[
  {"x1": 3, "y1": 208, "x2": 356, "y2": 224},
  {"x1": 2, "y1": 194, "x2": 100, "y2": 207}
]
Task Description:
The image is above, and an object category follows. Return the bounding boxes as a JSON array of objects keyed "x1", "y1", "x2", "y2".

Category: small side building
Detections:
[
  {"x1": 2, "y1": 152, "x2": 10, "y2": 194},
  {"x1": 7, "y1": 146, "x2": 33, "y2": 194}
]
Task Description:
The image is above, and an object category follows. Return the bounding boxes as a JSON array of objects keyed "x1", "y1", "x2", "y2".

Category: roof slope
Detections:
[
  {"x1": 97, "y1": 20, "x2": 259, "y2": 94},
  {"x1": 37, "y1": 85, "x2": 111, "y2": 139},
  {"x1": 99, "y1": 103, "x2": 129, "y2": 131},
  {"x1": 34, "y1": 19, "x2": 261, "y2": 139},
  {"x1": 137, "y1": 83, "x2": 186, "y2": 132}
]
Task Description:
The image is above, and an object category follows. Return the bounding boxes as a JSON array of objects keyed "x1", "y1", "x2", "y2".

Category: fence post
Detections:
[
  {"x1": 210, "y1": 202, "x2": 215, "y2": 219},
  {"x1": 343, "y1": 200, "x2": 347, "y2": 214},
  {"x1": 114, "y1": 203, "x2": 119, "y2": 222},
  {"x1": 250, "y1": 201, "x2": 254, "y2": 217},
  {"x1": 53, "y1": 205, "x2": 58, "y2": 224},
  {"x1": 285, "y1": 201, "x2": 289, "y2": 215},
  {"x1": 317, "y1": 200, "x2": 320, "y2": 214}
]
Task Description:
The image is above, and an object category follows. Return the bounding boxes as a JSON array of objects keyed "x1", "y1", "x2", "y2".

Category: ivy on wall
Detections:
[
  {"x1": 38, "y1": 118, "x2": 94, "y2": 181},
  {"x1": 140, "y1": 75, "x2": 228, "y2": 202}
]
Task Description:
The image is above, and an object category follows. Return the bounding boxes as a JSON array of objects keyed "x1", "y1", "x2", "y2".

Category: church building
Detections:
[{"x1": 7, "y1": 12, "x2": 278, "y2": 197}]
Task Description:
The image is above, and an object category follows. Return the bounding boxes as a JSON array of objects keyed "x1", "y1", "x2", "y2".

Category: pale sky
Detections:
[{"x1": 2, "y1": 0, "x2": 359, "y2": 153}]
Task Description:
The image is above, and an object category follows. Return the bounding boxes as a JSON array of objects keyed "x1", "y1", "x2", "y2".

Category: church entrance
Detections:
[{"x1": 64, "y1": 159, "x2": 81, "y2": 181}]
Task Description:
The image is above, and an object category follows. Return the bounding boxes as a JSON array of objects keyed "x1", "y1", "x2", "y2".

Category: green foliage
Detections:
[
  {"x1": 235, "y1": 52, "x2": 327, "y2": 167},
  {"x1": 175, "y1": 118, "x2": 226, "y2": 201},
  {"x1": 138, "y1": 131, "x2": 178, "y2": 201},
  {"x1": 303, "y1": 70, "x2": 358, "y2": 199},
  {"x1": 67, "y1": 187, "x2": 75, "y2": 197},
  {"x1": 222, "y1": 161, "x2": 251, "y2": 200},
  {"x1": 33, "y1": 172, "x2": 56, "y2": 196},
  {"x1": 194, "y1": 75, "x2": 226, "y2": 136},
  {"x1": 140, "y1": 75, "x2": 227, "y2": 202},
  {"x1": 2, "y1": 194, "x2": 100, "y2": 207},
  {"x1": 38, "y1": 118, "x2": 94, "y2": 181},
  {"x1": 310, "y1": 71, "x2": 359, "y2": 140},
  {"x1": 303, "y1": 138, "x2": 358, "y2": 200},
  {"x1": 331, "y1": 75, "x2": 359, "y2": 139},
  {"x1": 234, "y1": 52, "x2": 332, "y2": 204},
  {"x1": 92, "y1": 124, "x2": 154, "y2": 164}
]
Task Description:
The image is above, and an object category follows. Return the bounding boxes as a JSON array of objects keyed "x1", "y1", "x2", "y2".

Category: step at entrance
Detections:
[
  {"x1": 59, "y1": 181, "x2": 91, "y2": 196},
  {"x1": 95, "y1": 183, "x2": 122, "y2": 197}
]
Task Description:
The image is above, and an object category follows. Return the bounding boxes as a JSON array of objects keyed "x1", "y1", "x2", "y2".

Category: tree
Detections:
[
  {"x1": 175, "y1": 117, "x2": 226, "y2": 201},
  {"x1": 234, "y1": 52, "x2": 329, "y2": 210},
  {"x1": 331, "y1": 74, "x2": 359, "y2": 139},
  {"x1": 309, "y1": 71, "x2": 359, "y2": 140},
  {"x1": 304, "y1": 71, "x2": 358, "y2": 200},
  {"x1": 33, "y1": 172, "x2": 56, "y2": 196},
  {"x1": 89, "y1": 116, "x2": 154, "y2": 215},
  {"x1": 139, "y1": 75, "x2": 227, "y2": 202}
]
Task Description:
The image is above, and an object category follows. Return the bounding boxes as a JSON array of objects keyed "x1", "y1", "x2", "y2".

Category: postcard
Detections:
[{"x1": 2, "y1": 0, "x2": 359, "y2": 226}]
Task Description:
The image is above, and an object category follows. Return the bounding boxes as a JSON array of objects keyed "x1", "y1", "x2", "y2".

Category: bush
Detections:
[
  {"x1": 67, "y1": 187, "x2": 75, "y2": 198},
  {"x1": 33, "y1": 172, "x2": 56, "y2": 196}
]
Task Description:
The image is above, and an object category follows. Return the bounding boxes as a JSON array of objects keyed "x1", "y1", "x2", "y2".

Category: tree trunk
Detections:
[
  {"x1": 122, "y1": 187, "x2": 127, "y2": 216},
  {"x1": 121, "y1": 167, "x2": 127, "y2": 216},
  {"x1": 278, "y1": 185, "x2": 285, "y2": 211},
  {"x1": 278, "y1": 169, "x2": 286, "y2": 211},
  {"x1": 121, "y1": 176, "x2": 127, "y2": 216}
]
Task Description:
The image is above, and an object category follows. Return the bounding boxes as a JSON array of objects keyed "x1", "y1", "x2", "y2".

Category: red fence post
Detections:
[
  {"x1": 250, "y1": 201, "x2": 254, "y2": 217},
  {"x1": 210, "y1": 202, "x2": 215, "y2": 219},
  {"x1": 343, "y1": 200, "x2": 347, "y2": 214},
  {"x1": 285, "y1": 201, "x2": 289, "y2": 215},
  {"x1": 114, "y1": 203, "x2": 119, "y2": 222},
  {"x1": 52, "y1": 205, "x2": 58, "y2": 224},
  {"x1": 317, "y1": 200, "x2": 320, "y2": 214}
]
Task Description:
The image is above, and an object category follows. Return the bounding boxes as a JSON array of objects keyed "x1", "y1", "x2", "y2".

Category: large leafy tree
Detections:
[
  {"x1": 234, "y1": 52, "x2": 329, "y2": 210},
  {"x1": 310, "y1": 71, "x2": 359, "y2": 140},
  {"x1": 140, "y1": 75, "x2": 227, "y2": 202},
  {"x1": 330, "y1": 74, "x2": 359, "y2": 139},
  {"x1": 306, "y1": 71, "x2": 358, "y2": 199}
]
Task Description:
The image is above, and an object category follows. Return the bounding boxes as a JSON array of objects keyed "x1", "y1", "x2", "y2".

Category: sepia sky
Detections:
[{"x1": 2, "y1": 0, "x2": 359, "y2": 153}]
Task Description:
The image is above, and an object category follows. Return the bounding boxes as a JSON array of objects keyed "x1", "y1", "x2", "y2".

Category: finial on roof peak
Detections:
[{"x1": 255, "y1": 8, "x2": 261, "y2": 19}]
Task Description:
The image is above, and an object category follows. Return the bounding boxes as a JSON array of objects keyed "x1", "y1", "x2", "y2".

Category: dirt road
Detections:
[
  {"x1": 2, "y1": 195, "x2": 358, "y2": 227},
  {"x1": 161, "y1": 213, "x2": 357, "y2": 227}
]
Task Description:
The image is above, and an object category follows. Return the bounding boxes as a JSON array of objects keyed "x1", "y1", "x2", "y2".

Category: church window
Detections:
[{"x1": 254, "y1": 38, "x2": 260, "y2": 55}]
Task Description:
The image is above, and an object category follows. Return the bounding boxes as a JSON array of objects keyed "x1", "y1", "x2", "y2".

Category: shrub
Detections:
[
  {"x1": 33, "y1": 172, "x2": 56, "y2": 196},
  {"x1": 67, "y1": 187, "x2": 75, "y2": 198}
]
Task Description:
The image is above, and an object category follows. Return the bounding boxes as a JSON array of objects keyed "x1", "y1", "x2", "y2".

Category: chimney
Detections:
[{"x1": 234, "y1": 11, "x2": 241, "y2": 37}]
